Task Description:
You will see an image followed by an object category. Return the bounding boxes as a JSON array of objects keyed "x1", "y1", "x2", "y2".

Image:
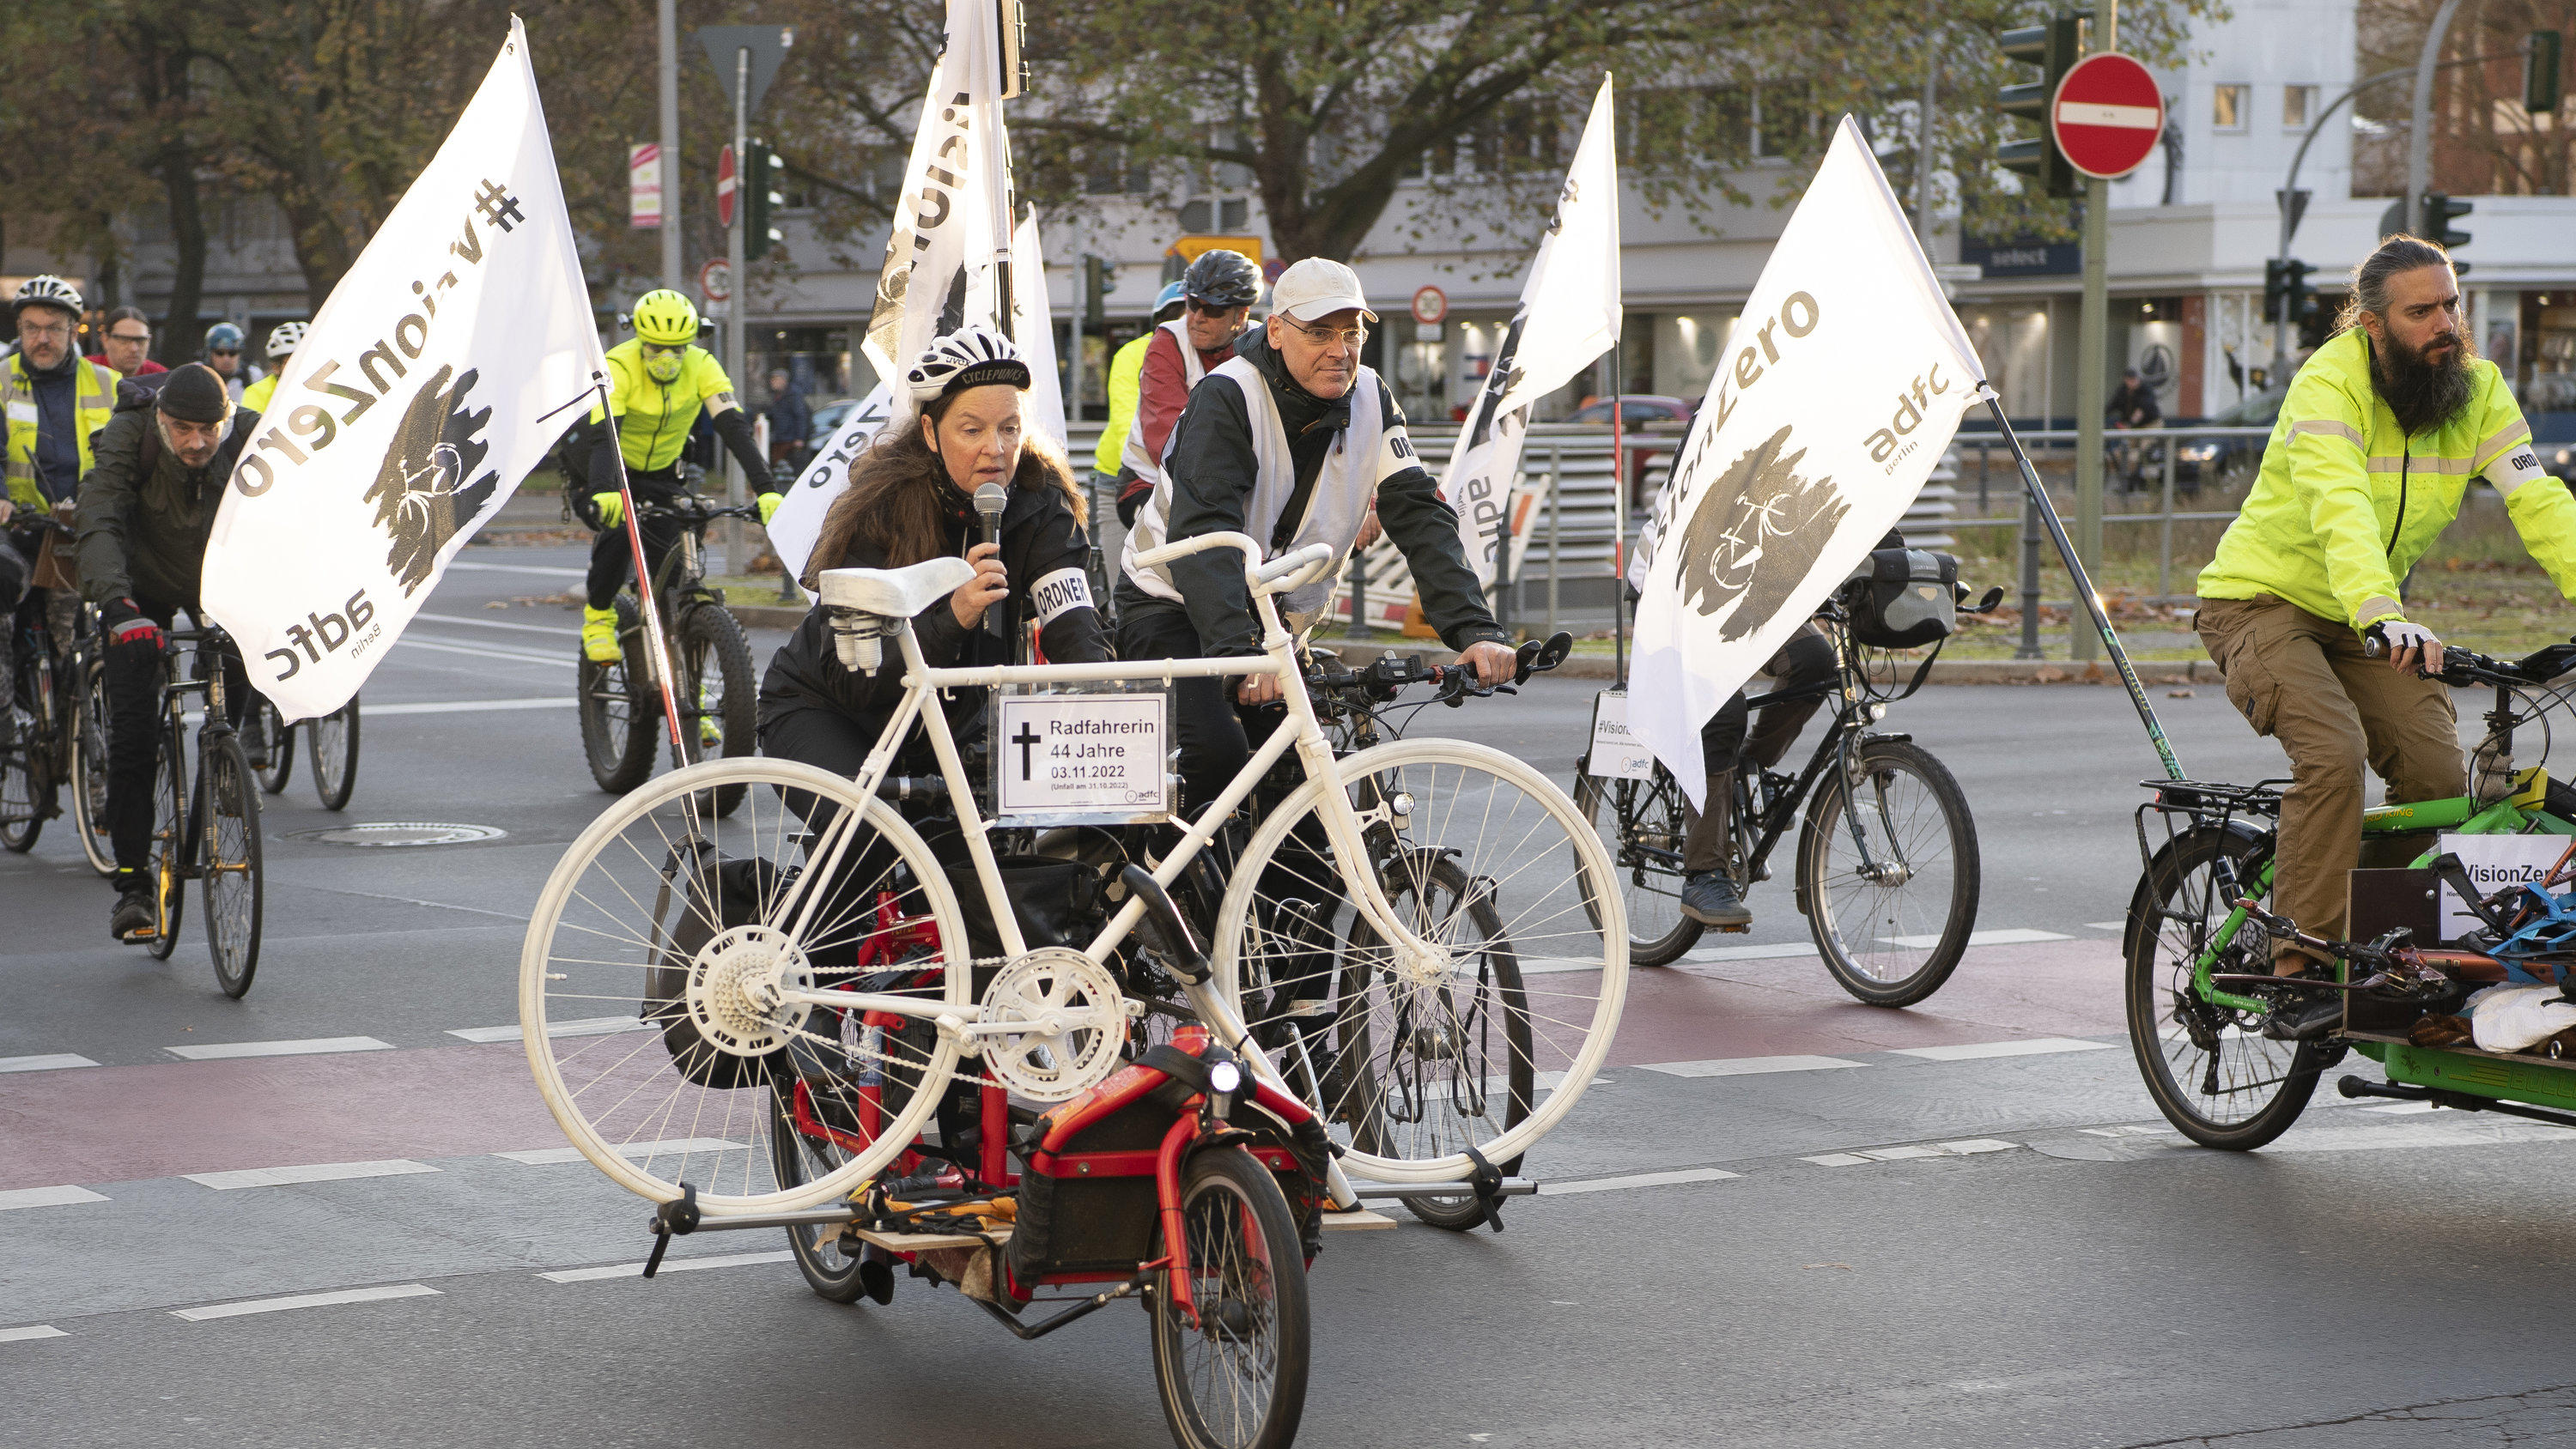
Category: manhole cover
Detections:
[{"x1": 290, "y1": 822, "x2": 508, "y2": 847}]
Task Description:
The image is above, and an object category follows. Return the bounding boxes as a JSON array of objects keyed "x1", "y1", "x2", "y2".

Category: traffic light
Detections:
[
  {"x1": 1080, "y1": 256, "x2": 1112, "y2": 329},
  {"x1": 2531, "y1": 30, "x2": 2564, "y2": 115},
  {"x1": 1998, "y1": 14, "x2": 2085, "y2": 201},
  {"x1": 2263, "y1": 258, "x2": 2316, "y2": 326},
  {"x1": 745, "y1": 140, "x2": 786, "y2": 261},
  {"x1": 2424, "y1": 193, "x2": 2473, "y2": 249}
]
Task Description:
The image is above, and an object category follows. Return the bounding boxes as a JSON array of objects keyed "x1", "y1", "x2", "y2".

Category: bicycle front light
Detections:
[{"x1": 1390, "y1": 791, "x2": 1414, "y2": 817}]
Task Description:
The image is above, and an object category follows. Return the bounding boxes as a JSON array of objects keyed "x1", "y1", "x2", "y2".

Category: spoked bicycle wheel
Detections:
[
  {"x1": 1572, "y1": 761, "x2": 1703, "y2": 967},
  {"x1": 2125, "y1": 826, "x2": 2321, "y2": 1149},
  {"x1": 1340, "y1": 851, "x2": 1531, "y2": 1228},
  {"x1": 669, "y1": 603, "x2": 757, "y2": 816},
  {"x1": 198, "y1": 733, "x2": 264, "y2": 997},
  {"x1": 252, "y1": 697, "x2": 294, "y2": 794},
  {"x1": 144, "y1": 720, "x2": 186, "y2": 961},
  {"x1": 772, "y1": 1093, "x2": 888, "y2": 1304},
  {"x1": 520, "y1": 757, "x2": 972, "y2": 1213},
  {"x1": 1797, "y1": 737, "x2": 1980, "y2": 1007},
  {"x1": 307, "y1": 694, "x2": 359, "y2": 811},
  {"x1": 577, "y1": 596, "x2": 657, "y2": 793},
  {"x1": 70, "y1": 658, "x2": 116, "y2": 877},
  {"x1": 1214, "y1": 738, "x2": 1627, "y2": 1184},
  {"x1": 1150, "y1": 1147, "x2": 1310, "y2": 1449},
  {"x1": 0, "y1": 700, "x2": 47, "y2": 852}
]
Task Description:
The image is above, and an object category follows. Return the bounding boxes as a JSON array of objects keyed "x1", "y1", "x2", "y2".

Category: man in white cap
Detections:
[{"x1": 1117, "y1": 256, "x2": 1516, "y2": 814}]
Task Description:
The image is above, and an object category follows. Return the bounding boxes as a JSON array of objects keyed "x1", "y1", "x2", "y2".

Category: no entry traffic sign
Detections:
[
  {"x1": 714, "y1": 143, "x2": 738, "y2": 227},
  {"x1": 2051, "y1": 52, "x2": 2165, "y2": 179}
]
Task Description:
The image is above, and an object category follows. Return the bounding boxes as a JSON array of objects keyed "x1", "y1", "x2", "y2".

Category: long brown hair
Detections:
[{"x1": 801, "y1": 391, "x2": 1086, "y2": 590}]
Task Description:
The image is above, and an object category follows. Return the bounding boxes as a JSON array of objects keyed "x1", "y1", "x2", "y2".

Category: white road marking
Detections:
[
  {"x1": 1801, "y1": 1153, "x2": 1874, "y2": 1167},
  {"x1": 183, "y1": 1159, "x2": 438, "y2": 1191},
  {"x1": 1880, "y1": 927, "x2": 2074, "y2": 949},
  {"x1": 412, "y1": 612, "x2": 580, "y2": 637},
  {"x1": 0, "y1": 1325, "x2": 70, "y2": 1343},
  {"x1": 1856, "y1": 1145, "x2": 1943, "y2": 1162},
  {"x1": 495, "y1": 1137, "x2": 748, "y2": 1166},
  {"x1": 445, "y1": 561, "x2": 586, "y2": 578},
  {"x1": 172, "y1": 1283, "x2": 440, "y2": 1322},
  {"x1": 1536, "y1": 1167, "x2": 1739, "y2": 1196},
  {"x1": 449, "y1": 1016, "x2": 653, "y2": 1044},
  {"x1": 368, "y1": 698, "x2": 577, "y2": 716},
  {"x1": 540, "y1": 1250, "x2": 793, "y2": 1283},
  {"x1": 165, "y1": 1035, "x2": 393, "y2": 1062},
  {"x1": 1938, "y1": 1139, "x2": 2020, "y2": 1155},
  {"x1": 2362, "y1": 1100, "x2": 2440, "y2": 1115},
  {"x1": 0, "y1": 1054, "x2": 98, "y2": 1074},
  {"x1": 1638, "y1": 1055, "x2": 1866, "y2": 1078},
  {"x1": 1890, "y1": 1038, "x2": 2117, "y2": 1062},
  {"x1": 1518, "y1": 956, "x2": 1619, "y2": 974},
  {"x1": 395, "y1": 636, "x2": 575, "y2": 670},
  {"x1": 2079, "y1": 1125, "x2": 2176, "y2": 1138},
  {"x1": 1682, "y1": 942, "x2": 1821, "y2": 963},
  {"x1": 0, "y1": 1185, "x2": 109, "y2": 1211},
  {"x1": 2084, "y1": 921, "x2": 2127, "y2": 931}
]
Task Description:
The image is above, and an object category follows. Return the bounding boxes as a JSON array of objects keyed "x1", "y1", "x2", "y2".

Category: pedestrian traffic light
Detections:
[
  {"x1": 2263, "y1": 258, "x2": 2316, "y2": 326},
  {"x1": 745, "y1": 141, "x2": 786, "y2": 261},
  {"x1": 2531, "y1": 31, "x2": 2565, "y2": 115},
  {"x1": 1998, "y1": 14, "x2": 2085, "y2": 201}
]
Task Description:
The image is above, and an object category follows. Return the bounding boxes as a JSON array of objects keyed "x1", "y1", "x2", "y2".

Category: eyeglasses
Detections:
[
  {"x1": 1189, "y1": 300, "x2": 1244, "y2": 316},
  {"x1": 17, "y1": 321, "x2": 71, "y2": 340},
  {"x1": 108, "y1": 331, "x2": 150, "y2": 345},
  {"x1": 1282, "y1": 318, "x2": 1367, "y2": 348},
  {"x1": 641, "y1": 342, "x2": 686, "y2": 356},
  {"x1": 210, "y1": 349, "x2": 240, "y2": 357}
]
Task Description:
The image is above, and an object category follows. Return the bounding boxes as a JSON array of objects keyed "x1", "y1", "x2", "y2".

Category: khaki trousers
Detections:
[{"x1": 2195, "y1": 595, "x2": 2464, "y2": 961}]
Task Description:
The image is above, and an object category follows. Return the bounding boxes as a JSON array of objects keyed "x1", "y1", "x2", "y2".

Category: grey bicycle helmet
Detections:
[
  {"x1": 10, "y1": 275, "x2": 83, "y2": 324},
  {"x1": 902, "y1": 324, "x2": 1030, "y2": 403},
  {"x1": 1182, "y1": 249, "x2": 1262, "y2": 310}
]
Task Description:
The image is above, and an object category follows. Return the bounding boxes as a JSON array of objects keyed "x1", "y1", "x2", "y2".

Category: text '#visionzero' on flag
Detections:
[
  {"x1": 200, "y1": 18, "x2": 605, "y2": 722},
  {"x1": 1625, "y1": 116, "x2": 1987, "y2": 810}
]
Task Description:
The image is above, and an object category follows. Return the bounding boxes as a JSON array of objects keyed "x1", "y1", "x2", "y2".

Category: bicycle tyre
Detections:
[
  {"x1": 1, "y1": 703, "x2": 46, "y2": 852},
  {"x1": 1149, "y1": 1146, "x2": 1311, "y2": 1449},
  {"x1": 577, "y1": 596, "x2": 657, "y2": 794},
  {"x1": 1340, "y1": 852, "x2": 1531, "y2": 1229},
  {"x1": 1213, "y1": 737, "x2": 1628, "y2": 1184},
  {"x1": 1572, "y1": 762, "x2": 1703, "y2": 967},
  {"x1": 70, "y1": 657, "x2": 115, "y2": 877},
  {"x1": 307, "y1": 694, "x2": 359, "y2": 811},
  {"x1": 198, "y1": 732, "x2": 264, "y2": 998},
  {"x1": 521, "y1": 757, "x2": 969, "y2": 1214},
  {"x1": 771, "y1": 1094, "x2": 880, "y2": 1304},
  {"x1": 1797, "y1": 738, "x2": 1979, "y2": 1008},
  {"x1": 2125, "y1": 825, "x2": 2321, "y2": 1149},
  {"x1": 252, "y1": 697, "x2": 294, "y2": 794},
  {"x1": 670, "y1": 603, "x2": 757, "y2": 817},
  {"x1": 145, "y1": 715, "x2": 185, "y2": 961}
]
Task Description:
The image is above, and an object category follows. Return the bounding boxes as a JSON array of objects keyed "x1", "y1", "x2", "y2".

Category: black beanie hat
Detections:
[{"x1": 156, "y1": 362, "x2": 231, "y2": 425}]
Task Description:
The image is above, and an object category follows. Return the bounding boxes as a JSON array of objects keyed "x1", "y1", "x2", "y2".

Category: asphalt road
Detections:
[{"x1": 6, "y1": 541, "x2": 2572, "y2": 1448}]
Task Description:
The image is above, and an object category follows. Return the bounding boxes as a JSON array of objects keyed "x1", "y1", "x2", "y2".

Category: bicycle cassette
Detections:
[{"x1": 976, "y1": 947, "x2": 1130, "y2": 1102}]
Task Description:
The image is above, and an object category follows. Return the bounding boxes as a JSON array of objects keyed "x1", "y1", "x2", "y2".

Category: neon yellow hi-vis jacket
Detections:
[
  {"x1": 2197, "y1": 326, "x2": 2576, "y2": 631},
  {"x1": 1094, "y1": 331, "x2": 1151, "y2": 475},
  {"x1": 586, "y1": 338, "x2": 735, "y2": 473}
]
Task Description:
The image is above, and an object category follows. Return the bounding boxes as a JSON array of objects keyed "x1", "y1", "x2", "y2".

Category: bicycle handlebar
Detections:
[
  {"x1": 1307, "y1": 631, "x2": 1575, "y2": 710},
  {"x1": 638, "y1": 494, "x2": 761, "y2": 524},
  {"x1": 2360, "y1": 629, "x2": 2576, "y2": 688},
  {"x1": 1132, "y1": 530, "x2": 1336, "y2": 598}
]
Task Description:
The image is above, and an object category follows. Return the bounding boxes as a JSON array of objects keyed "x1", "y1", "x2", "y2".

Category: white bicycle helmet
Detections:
[
  {"x1": 265, "y1": 320, "x2": 307, "y2": 359},
  {"x1": 11, "y1": 275, "x2": 83, "y2": 322},
  {"x1": 902, "y1": 324, "x2": 1030, "y2": 403}
]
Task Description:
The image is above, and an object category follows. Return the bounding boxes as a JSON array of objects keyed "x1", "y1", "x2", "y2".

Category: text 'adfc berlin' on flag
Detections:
[
  {"x1": 202, "y1": 17, "x2": 605, "y2": 720},
  {"x1": 1626, "y1": 116, "x2": 1987, "y2": 809},
  {"x1": 768, "y1": 0, "x2": 1023, "y2": 588},
  {"x1": 1444, "y1": 75, "x2": 1622, "y2": 589}
]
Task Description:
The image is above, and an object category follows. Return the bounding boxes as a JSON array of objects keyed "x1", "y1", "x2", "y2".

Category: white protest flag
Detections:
[
  {"x1": 1012, "y1": 208, "x2": 1067, "y2": 450},
  {"x1": 1627, "y1": 117, "x2": 1986, "y2": 809},
  {"x1": 1443, "y1": 75, "x2": 1623, "y2": 587},
  {"x1": 202, "y1": 19, "x2": 605, "y2": 721},
  {"x1": 770, "y1": 0, "x2": 1017, "y2": 585}
]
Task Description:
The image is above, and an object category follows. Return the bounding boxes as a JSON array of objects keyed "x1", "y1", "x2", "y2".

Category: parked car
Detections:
[
  {"x1": 1564, "y1": 394, "x2": 1696, "y2": 427},
  {"x1": 807, "y1": 396, "x2": 863, "y2": 447},
  {"x1": 2173, "y1": 382, "x2": 2288, "y2": 491},
  {"x1": 2530, "y1": 411, "x2": 2576, "y2": 488}
]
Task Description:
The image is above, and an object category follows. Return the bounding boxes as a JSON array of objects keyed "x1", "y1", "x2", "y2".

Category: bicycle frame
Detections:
[{"x1": 760, "y1": 532, "x2": 1431, "y2": 1120}]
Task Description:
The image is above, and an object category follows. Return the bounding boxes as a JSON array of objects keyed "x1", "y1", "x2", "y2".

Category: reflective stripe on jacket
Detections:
[
  {"x1": 2196, "y1": 326, "x2": 2575, "y2": 629},
  {"x1": 3, "y1": 354, "x2": 118, "y2": 509}
]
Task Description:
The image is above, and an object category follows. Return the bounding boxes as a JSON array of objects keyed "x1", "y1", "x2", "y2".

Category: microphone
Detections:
[{"x1": 975, "y1": 482, "x2": 1009, "y2": 641}]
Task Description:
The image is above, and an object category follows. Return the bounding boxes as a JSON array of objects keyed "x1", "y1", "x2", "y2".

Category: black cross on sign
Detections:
[
  {"x1": 474, "y1": 179, "x2": 526, "y2": 233},
  {"x1": 1013, "y1": 722, "x2": 1042, "y2": 780}
]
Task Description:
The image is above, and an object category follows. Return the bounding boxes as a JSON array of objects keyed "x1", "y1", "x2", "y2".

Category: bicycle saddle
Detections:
[{"x1": 817, "y1": 557, "x2": 977, "y2": 619}]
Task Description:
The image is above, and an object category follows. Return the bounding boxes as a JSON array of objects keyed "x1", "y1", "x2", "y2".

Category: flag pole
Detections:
[
  {"x1": 595, "y1": 373, "x2": 687, "y2": 752},
  {"x1": 1984, "y1": 396, "x2": 2185, "y2": 782},
  {"x1": 1610, "y1": 357, "x2": 1628, "y2": 688}
]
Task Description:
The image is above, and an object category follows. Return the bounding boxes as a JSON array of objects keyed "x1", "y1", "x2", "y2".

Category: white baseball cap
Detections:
[{"x1": 1269, "y1": 258, "x2": 1376, "y2": 324}]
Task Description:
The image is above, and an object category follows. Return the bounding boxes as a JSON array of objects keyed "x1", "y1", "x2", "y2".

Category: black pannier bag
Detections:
[
  {"x1": 643, "y1": 852, "x2": 795, "y2": 1090},
  {"x1": 1842, "y1": 548, "x2": 1959, "y2": 649}
]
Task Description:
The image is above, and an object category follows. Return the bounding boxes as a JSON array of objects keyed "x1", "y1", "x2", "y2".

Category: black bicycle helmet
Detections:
[{"x1": 1182, "y1": 249, "x2": 1262, "y2": 310}]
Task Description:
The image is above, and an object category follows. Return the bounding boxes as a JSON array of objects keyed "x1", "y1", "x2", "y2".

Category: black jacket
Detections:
[
  {"x1": 76, "y1": 396, "x2": 259, "y2": 610},
  {"x1": 759, "y1": 474, "x2": 1110, "y2": 763},
  {"x1": 1129, "y1": 330, "x2": 1505, "y2": 658}
]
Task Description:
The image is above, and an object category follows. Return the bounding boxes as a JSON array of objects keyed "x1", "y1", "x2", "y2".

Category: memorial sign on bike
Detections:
[
  {"x1": 991, "y1": 690, "x2": 1170, "y2": 823},
  {"x1": 1584, "y1": 691, "x2": 1656, "y2": 779}
]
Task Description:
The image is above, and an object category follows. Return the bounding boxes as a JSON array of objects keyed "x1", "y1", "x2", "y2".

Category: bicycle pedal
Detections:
[{"x1": 1710, "y1": 923, "x2": 1753, "y2": 935}]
